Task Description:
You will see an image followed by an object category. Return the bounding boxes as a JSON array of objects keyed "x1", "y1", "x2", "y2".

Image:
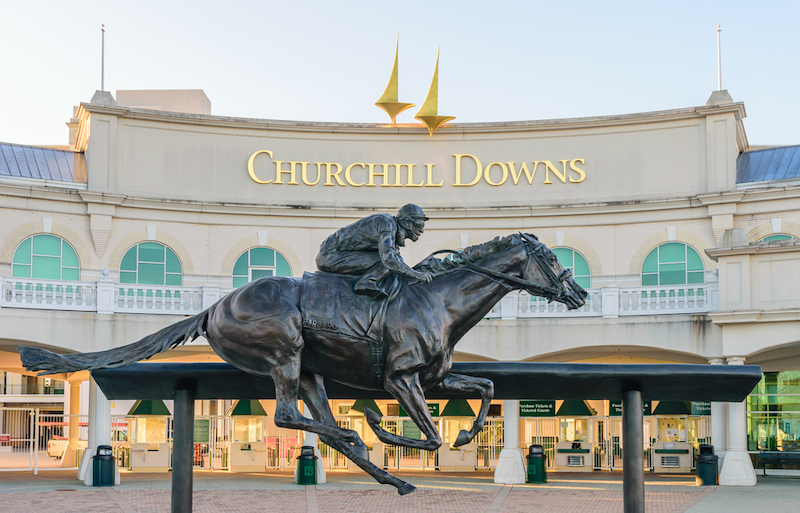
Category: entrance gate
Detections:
[
  {"x1": 0, "y1": 407, "x2": 36, "y2": 471},
  {"x1": 380, "y1": 416, "x2": 439, "y2": 470},
  {"x1": 476, "y1": 417, "x2": 504, "y2": 470},
  {"x1": 592, "y1": 417, "x2": 652, "y2": 470},
  {"x1": 522, "y1": 418, "x2": 557, "y2": 469}
]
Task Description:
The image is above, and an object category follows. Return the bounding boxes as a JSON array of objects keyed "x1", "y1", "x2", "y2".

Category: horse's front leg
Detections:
[
  {"x1": 435, "y1": 373, "x2": 494, "y2": 447},
  {"x1": 365, "y1": 373, "x2": 442, "y2": 452}
]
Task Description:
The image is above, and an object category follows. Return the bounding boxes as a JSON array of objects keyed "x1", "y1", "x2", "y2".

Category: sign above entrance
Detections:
[
  {"x1": 247, "y1": 150, "x2": 587, "y2": 189},
  {"x1": 400, "y1": 403, "x2": 439, "y2": 417},
  {"x1": 690, "y1": 401, "x2": 711, "y2": 415},
  {"x1": 520, "y1": 400, "x2": 556, "y2": 417},
  {"x1": 609, "y1": 400, "x2": 651, "y2": 416}
]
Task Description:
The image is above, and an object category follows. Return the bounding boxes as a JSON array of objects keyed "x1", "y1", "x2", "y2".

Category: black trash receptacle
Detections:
[
  {"x1": 296, "y1": 445, "x2": 317, "y2": 485},
  {"x1": 526, "y1": 444, "x2": 547, "y2": 484},
  {"x1": 92, "y1": 445, "x2": 115, "y2": 487},
  {"x1": 695, "y1": 444, "x2": 718, "y2": 485}
]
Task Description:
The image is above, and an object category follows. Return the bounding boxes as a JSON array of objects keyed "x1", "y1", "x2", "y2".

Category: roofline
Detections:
[{"x1": 76, "y1": 101, "x2": 747, "y2": 136}]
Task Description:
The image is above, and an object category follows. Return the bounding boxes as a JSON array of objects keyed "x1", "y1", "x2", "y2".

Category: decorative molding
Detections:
[
  {"x1": 629, "y1": 229, "x2": 717, "y2": 274},
  {"x1": 42, "y1": 218, "x2": 53, "y2": 233},
  {"x1": 220, "y1": 236, "x2": 303, "y2": 277},
  {"x1": 538, "y1": 235, "x2": 603, "y2": 277},
  {"x1": 0, "y1": 221, "x2": 93, "y2": 270},
  {"x1": 745, "y1": 221, "x2": 800, "y2": 242},
  {"x1": 106, "y1": 229, "x2": 195, "y2": 274}
]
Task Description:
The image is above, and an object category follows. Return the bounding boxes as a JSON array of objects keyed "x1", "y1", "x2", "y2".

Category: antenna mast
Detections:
[
  {"x1": 716, "y1": 24, "x2": 721, "y2": 91},
  {"x1": 101, "y1": 24, "x2": 105, "y2": 91}
]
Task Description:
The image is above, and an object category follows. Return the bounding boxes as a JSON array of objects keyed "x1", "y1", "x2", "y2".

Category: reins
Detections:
[{"x1": 427, "y1": 239, "x2": 570, "y2": 300}]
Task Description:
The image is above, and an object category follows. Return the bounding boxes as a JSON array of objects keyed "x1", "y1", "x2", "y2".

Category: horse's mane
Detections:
[{"x1": 415, "y1": 233, "x2": 536, "y2": 274}]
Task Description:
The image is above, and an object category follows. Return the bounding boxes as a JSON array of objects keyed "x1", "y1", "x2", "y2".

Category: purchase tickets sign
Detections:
[
  {"x1": 690, "y1": 402, "x2": 711, "y2": 415},
  {"x1": 400, "y1": 404, "x2": 440, "y2": 417},
  {"x1": 610, "y1": 400, "x2": 652, "y2": 416},
  {"x1": 520, "y1": 400, "x2": 556, "y2": 417}
]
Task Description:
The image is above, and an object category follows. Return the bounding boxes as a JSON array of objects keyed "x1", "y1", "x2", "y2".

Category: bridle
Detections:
[{"x1": 430, "y1": 234, "x2": 573, "y2": 302}]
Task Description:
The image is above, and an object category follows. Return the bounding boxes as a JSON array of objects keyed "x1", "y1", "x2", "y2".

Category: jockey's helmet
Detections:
[{"x1": 397, "y1": 204, "x2": 428, "y2": 242}]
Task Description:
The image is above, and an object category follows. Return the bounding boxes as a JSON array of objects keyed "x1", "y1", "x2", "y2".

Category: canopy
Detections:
[
  {"x1": 227, "y1": 399, "x2": 267, "y2": 416},
  {"x1": 127, "y1": 399, "x2": 170, "y2": 416}
]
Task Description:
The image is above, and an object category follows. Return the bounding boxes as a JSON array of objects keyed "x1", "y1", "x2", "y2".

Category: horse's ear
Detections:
[{"x1": 521, "y1": 233, "x2": 539, "y2": 245}]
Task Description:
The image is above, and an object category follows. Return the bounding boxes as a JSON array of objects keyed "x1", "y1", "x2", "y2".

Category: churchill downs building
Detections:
[{"x1": 1, "y1": 87, "x2": 799, "y2": 485}]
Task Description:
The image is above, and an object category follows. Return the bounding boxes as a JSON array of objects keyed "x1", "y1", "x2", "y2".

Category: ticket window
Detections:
[
  {"x1": 234, "y1": 417, "x2": 263, "y2": 443},
  {"x1": 560, "y1": 418, "x2": 589, "y2": 443},
  {"x1": 135, "y1": 418, "x2": 167, "y2": 443},
  {"x1": 657, "y1": 417, "x2": 687, "y2": 442}
]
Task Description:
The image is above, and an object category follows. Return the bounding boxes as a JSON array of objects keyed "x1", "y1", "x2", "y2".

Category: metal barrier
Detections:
[{"x1": 477, "y1": 418, "x2": 505, "y2": 470}]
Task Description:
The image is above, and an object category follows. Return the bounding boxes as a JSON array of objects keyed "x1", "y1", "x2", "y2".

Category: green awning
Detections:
[
  {"x1": 441, "y1": 399, "x2": 476, "y2": 417},
  {"x1": 127, "y1": 399, "x2": 170, "y2": 416},
  {"x1": 227, "y1": 400, "x2": 267, "y2": 416},
  {"x1": 556, "y1": 400, "x2": 596, "y2": 416},
  {"x1": 349, "y1": 399, "x2": 382, "y2": 416},
  {"x1": 652, "y1": 401, "x2": 691, "y2": 415}
]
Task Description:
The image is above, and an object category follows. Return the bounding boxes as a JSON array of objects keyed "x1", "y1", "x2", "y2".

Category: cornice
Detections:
[
  {"x1": 697, "y1": 191, "x2": 745, "y2": 205},
  {"x1": 79, "y1": 102, "x2": 747, "y2": 136},
  {"x1": 705, "y1": 240, "x2": 800, "y2": 261},
  {"x1": 709, "y1": 309, "x2": 800, "y2": 324}
]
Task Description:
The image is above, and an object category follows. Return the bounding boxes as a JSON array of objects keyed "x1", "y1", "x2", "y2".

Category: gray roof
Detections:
[
  {"x1": 737, "y1": 144, "x2": 800, "y2": 184},
  {"x1": 0, "y1": 142, "x2": 86, "y2": 184}
]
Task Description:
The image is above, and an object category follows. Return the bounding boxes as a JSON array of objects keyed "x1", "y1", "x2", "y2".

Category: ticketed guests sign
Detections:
[
  {"x1": 610, "y1": 400, "x2": 652, "y2": 416},
  {"x1": 520, "y1": 400, "x2": 556, "y2": 417}
]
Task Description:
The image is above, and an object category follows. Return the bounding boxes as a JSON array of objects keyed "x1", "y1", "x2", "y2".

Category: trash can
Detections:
[
  {"x1": 695, "y1": 444, "x2": 718, "y2": 486},
  {"x1": 526, "y1": 444, "x2": 547, "y2": 484},
  {"x1": 92, "y1": 445, "x2": 115, "y2": 487},
  {"x1": 296, "y1": 445, "x2": 318, "y2": 485}
]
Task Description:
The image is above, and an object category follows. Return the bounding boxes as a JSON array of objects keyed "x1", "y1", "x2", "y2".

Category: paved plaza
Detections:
[{"x1": 0, "y1": 470, "x2": 797, "y2": 513}]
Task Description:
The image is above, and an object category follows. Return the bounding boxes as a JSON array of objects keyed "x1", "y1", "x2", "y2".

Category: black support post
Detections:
[
  {"x1": 172, "y1": 388, "x2": 196, "y2": 513},
  {"x1": 622, "y1": 388, "x2": 644, "y2": 513}
]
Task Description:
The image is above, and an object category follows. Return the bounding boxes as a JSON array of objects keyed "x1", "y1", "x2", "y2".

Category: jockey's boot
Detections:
[{"x1": 354, "y1": 265, "x2": 391, "y2": 300}]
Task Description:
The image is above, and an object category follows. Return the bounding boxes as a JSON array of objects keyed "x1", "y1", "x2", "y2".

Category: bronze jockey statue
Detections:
[{"x1": 316, "y1": 204, "x2": 434, "y2": 299}]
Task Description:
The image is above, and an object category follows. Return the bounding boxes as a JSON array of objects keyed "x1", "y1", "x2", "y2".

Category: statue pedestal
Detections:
[{"x1": 493, "y1": 448, "x2": 526, "y2": 484}]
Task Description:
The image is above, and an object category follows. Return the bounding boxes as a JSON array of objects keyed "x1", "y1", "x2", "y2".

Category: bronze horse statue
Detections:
[{"x1": 19, "y1": 233, "x2": 586, "y2": 494}]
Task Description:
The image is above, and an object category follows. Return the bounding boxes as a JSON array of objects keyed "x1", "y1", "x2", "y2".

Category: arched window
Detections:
[
  {"x1": 641, "y1": 243, "x2": 704, "y2": 286},
  {"x1": 760, "y1": 234, "x2": 796, "y2": 242},
  {"x1": 232, "y1": 247, "x2": 292, "y2": 287},
  {"x1": 552, "y1": 248, "x2": 591, "y2": 289},
  {"x1": 120, "y1": 242, "x2": 182, "y2": 286},
  {"x1": 12, "y1": 234, "x2": 80, "y2": 281}
]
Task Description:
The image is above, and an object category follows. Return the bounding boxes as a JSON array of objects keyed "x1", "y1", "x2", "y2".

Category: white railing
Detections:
[
  {"x1": 0, "y1": 277, "x2": 96, "y2": 311},
  {"x1": 1, "y1": 275, "x2": 717, "y2": 319},
  {"x1": 0, "y1": 276, "x2": 231, "y2": 315},
  {"x1": 485, "y1": 282, "x2": 718, "y2": 319},
  {"x1": 115, "y1": 284, "x2": 202, "y2": 314}
]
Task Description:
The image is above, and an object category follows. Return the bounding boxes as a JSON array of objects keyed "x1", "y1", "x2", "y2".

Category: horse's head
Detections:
[{"x1": 519, "y1": 233, "x2": 587, "y2": 309}]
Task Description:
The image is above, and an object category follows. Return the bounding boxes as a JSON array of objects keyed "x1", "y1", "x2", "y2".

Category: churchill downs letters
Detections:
[{"x1": 248, "y1": 151, "x2": 586, "y2": 188}]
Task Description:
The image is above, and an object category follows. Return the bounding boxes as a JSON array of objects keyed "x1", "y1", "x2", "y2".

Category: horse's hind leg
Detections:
[
  {"x1": 298, "y1": 372, "x2": 415, "y2": 495},
  {"x1": 434, "y1": 373, "x2": 494, "y2": 447}
]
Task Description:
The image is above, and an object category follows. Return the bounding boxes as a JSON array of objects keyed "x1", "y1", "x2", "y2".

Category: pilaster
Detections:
[
  {"x1": 494, "y1": 399, "x2": 525, "y2": 484},
  {"x1": 718, "y1": 356, "x2": 756, "y2": 486}
]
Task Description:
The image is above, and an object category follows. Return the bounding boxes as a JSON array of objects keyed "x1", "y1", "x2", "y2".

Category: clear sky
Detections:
[{"x1": 1, "y1": 1, "x2": 798, "y2": 147}]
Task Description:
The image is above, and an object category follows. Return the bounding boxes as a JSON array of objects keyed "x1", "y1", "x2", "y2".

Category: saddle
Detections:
[{"x1": 300, "y1": 272, "x2": 404, "y2": 384}]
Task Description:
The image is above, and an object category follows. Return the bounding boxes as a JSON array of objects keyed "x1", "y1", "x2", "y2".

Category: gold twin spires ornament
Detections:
[
  {"x1": 375, "y1": 37, "x2": 415, "y2": 124},
  {"x1": 414, "y1": 48, "x2": 455, "y2": 136},
  {"x1": 375, "y1": 40, "x2": 455, "y2": 135}
]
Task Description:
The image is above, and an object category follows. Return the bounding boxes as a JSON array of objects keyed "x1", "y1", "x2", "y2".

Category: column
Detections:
[
  {"x1": 707, "y1": 358, "x2": 727, "y2": 465},
  {"x1": 494, "y1": 399, "x2": 525, "y2": 484},
  {"x1": 172, "y1": 388, "x2": 195, "y2": 513},
  {"x1": 79, "y1": 376, "x2": 118, "y2": 485},
  {"x1": 622, "y1": 389, "x2": 645, "y2": 513},
  {"x1": 295, "y1": 404, "x2": 326, "y2": 484},
  {"x1": 64, "y1": 381, "x2": 83, "y2": 467},
  {"x1": 718, "y1": 356, "x2": 756, "y2": 486}
]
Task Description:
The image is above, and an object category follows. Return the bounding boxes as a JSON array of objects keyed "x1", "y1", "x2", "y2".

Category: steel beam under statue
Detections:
[{"x1": 91, "y1": 361, "x2": 760, "y2": 513}]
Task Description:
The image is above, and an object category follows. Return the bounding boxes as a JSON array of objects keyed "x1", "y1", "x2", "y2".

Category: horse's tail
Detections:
[{"x1": 18, "y1": 309, "x2": 210, "y2": 375}]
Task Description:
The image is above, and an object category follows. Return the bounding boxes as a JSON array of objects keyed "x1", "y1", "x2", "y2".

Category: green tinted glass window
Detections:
[
  {"x1": 120, "y1": 243, "x2": 182, "y2": 286},
  {"x1": 641, "y1": 243, "x2": 705, "y2": 286},
  {"x1": 232, "y1": 247, "x2": 293, "y2": 287},
  {"x1": 552, "y1": 248, "x2": 591, "y2": 288},
  {"x1": 761, "y1": 234, "x2": 795, "y2": 242},
  {"x1": 12, "y1": 235, "x2": 80, "y2": 281}
]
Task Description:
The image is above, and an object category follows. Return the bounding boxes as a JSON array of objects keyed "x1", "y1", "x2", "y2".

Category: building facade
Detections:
[{"x1": 1, "y1": 89, "x2": 798, "y2": 482}]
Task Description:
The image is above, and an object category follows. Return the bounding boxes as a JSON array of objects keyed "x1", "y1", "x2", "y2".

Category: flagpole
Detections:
[
  {"x1": 716, "y1": 24, "x2": 721, "y2": 91},
  {"x1": 101, "y1": 24, "x2": 105, "y2": 91}
]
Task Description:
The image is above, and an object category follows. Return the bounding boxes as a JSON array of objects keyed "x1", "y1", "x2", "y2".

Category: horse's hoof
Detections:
[
  {"x1": 397, "y1": 482, "x2": 416, "y2": 495},
  {"x1": 365, "y1": 407, "x2": 382, "y2": 426},
  {"x1": 453, "y1": 429, "x2": 471, "y2": 447}
]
